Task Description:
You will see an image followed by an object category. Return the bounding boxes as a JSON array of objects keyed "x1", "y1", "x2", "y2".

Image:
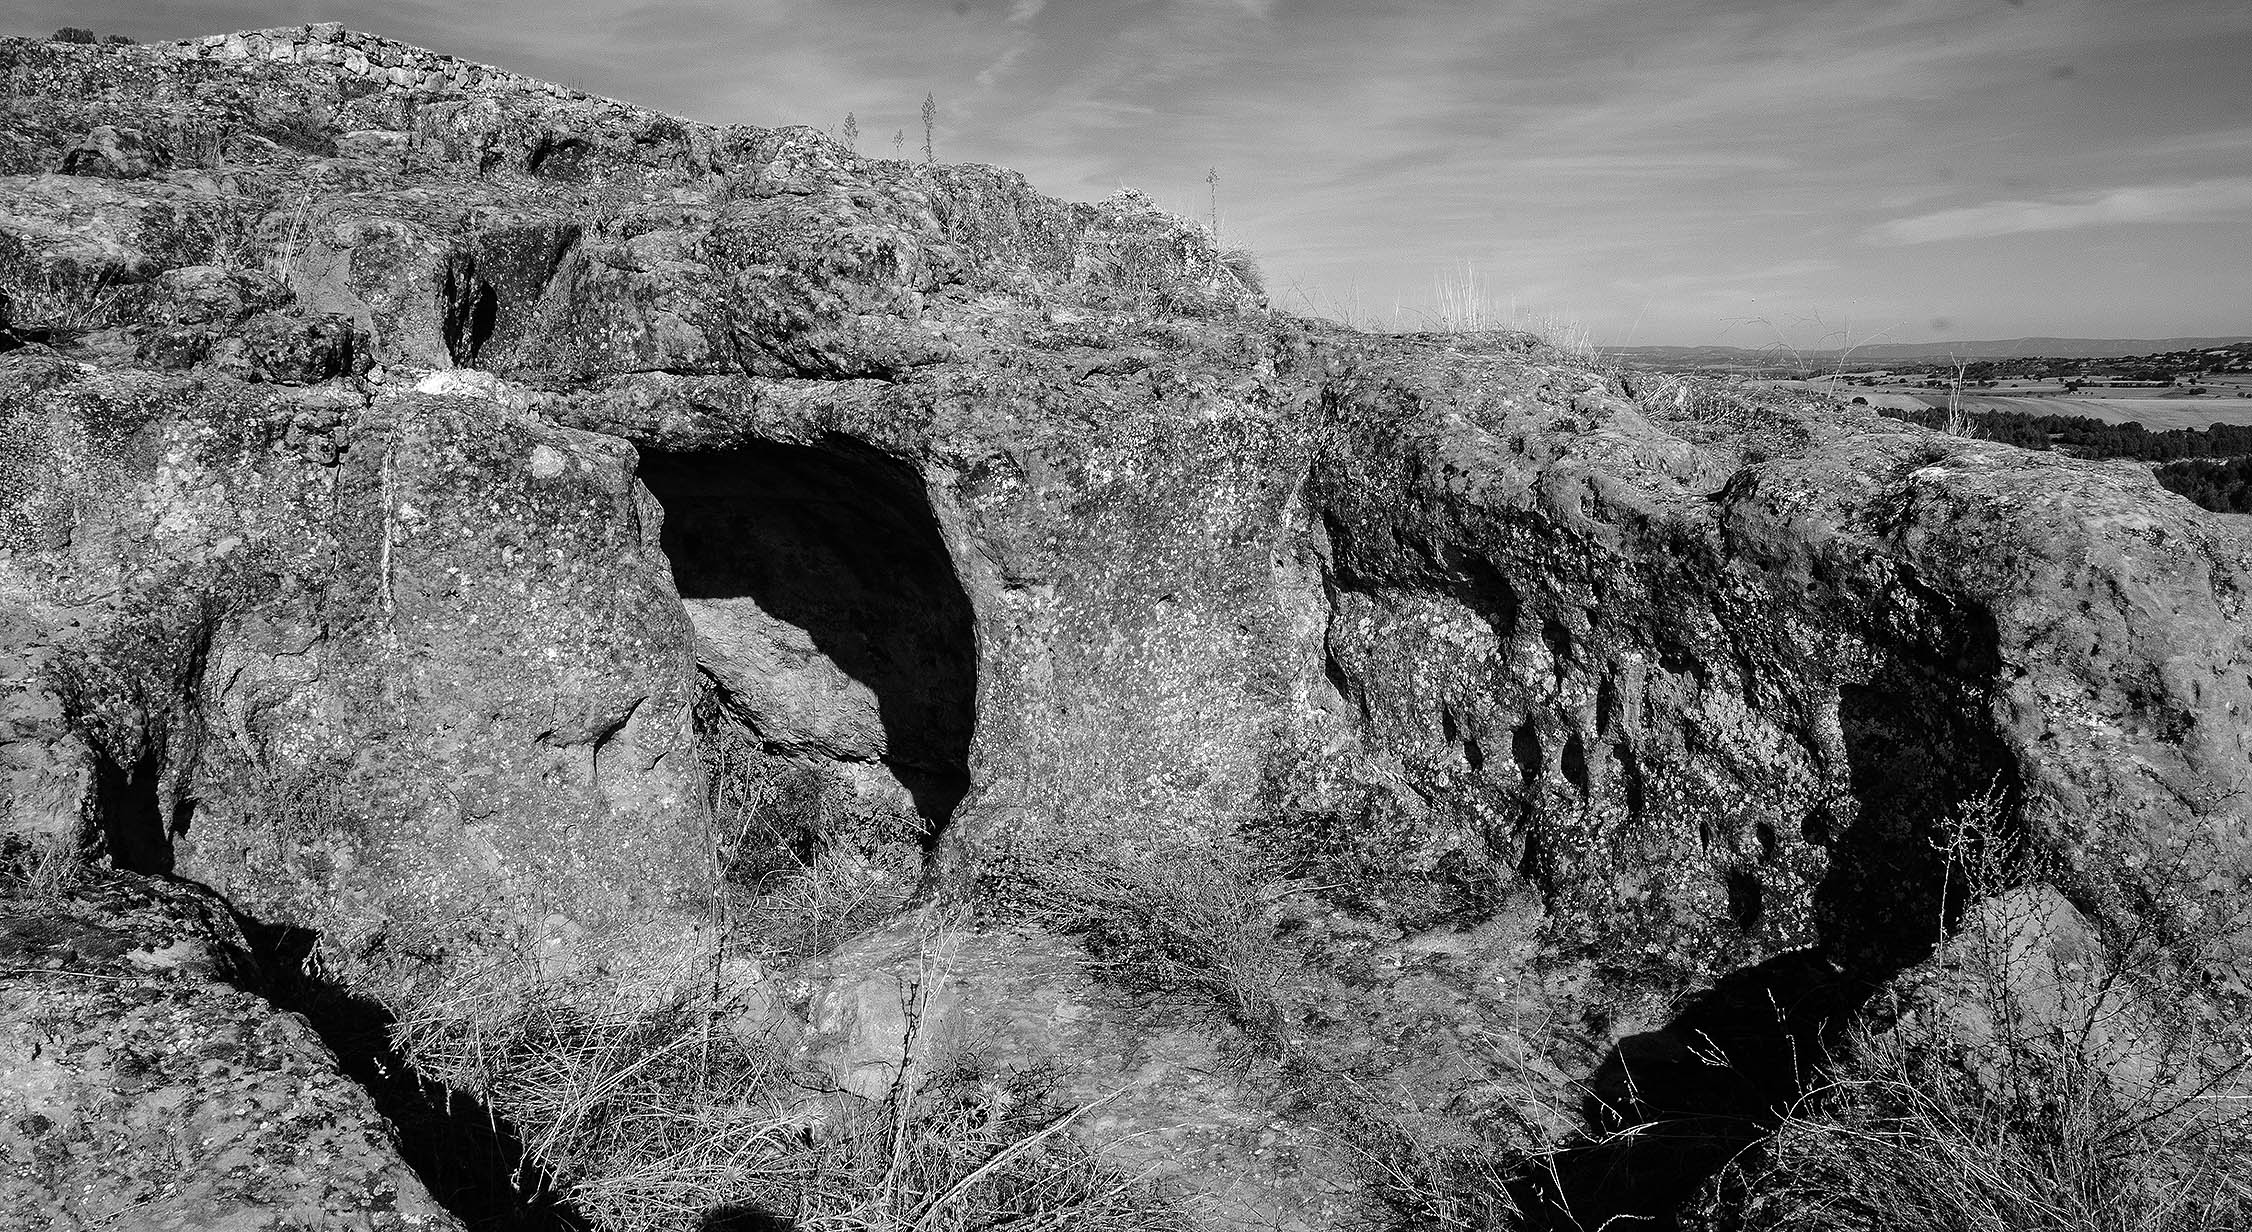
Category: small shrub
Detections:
[
  {"x1": 51, "y1": 27, "x2": 95, "y2": 44},
  {"x1": 1221, "y1": 246, "x2": 1264, "y2": 296},
  {"x1": 1021, "y1": 842, "x2": 1302, "y2": 1049}
]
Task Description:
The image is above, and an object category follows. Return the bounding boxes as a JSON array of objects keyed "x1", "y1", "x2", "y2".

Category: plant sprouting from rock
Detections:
[{"x1": 922, "y1": 93, "x2": 937, "y2": 163}]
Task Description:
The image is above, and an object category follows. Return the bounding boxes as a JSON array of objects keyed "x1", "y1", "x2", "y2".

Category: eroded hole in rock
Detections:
[
  {"x1": 1511, "y1": 720, "x2": 1541, "y2": 788},
  {"x1": 1560, "y1": 732, "x2": 1589, "y2": 795},
  {"x1": 1541, "y1": 615, "x2": 1573, "y2": 666},
  {"x1": 639, "y1": 440, "x2": 978, "y2": 835},
  {"x1": 1726, "y1": 866, "x2": 1764, "y2": 930},
  {"x1": 526, "y1": 134, "x2": 591, "y2": 180},
  {"x1": 1449, "y1": 550, "x2": 1519, "y2": 641}
]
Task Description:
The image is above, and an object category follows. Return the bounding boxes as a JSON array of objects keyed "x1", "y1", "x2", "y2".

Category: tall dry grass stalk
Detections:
[{"x1": 1278, "y1": 262, "x2": 1596, "y2": 357}]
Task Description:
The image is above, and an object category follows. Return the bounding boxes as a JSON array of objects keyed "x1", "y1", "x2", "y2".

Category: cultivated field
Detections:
[{"x1": 1762, "y1": 380, "x2": 2252, "y2": 429}]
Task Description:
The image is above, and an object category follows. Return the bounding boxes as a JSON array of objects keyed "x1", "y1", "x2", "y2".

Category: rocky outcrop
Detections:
[
  {"x1": 0, "y1": 873, "x2": 459, "y2": 1230},
  {"x1": 1, "y1": 26, "x2": 2244, "y2": 1232}
]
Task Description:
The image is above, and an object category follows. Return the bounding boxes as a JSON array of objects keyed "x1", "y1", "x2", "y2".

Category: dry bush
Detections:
[
  {"x1": 1020, "y1": 842, "x2": 1302, "y2": 1049},
  {"x1": 1220, "y1": 247, "x2": 1265, "y2": 297}
]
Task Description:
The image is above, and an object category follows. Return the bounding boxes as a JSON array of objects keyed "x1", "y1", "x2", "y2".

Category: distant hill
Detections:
[{"x1": 1614, "y1": 337, "x2": 2252, "y2": 366}]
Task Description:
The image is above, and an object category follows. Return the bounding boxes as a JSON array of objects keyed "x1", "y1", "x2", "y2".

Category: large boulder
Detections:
[{"x1": 0, "y1": 872, "x2": 460, "y2": 1231}]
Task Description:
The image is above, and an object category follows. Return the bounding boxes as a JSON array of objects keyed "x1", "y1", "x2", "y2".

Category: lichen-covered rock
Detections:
[
  {"x1": 0, "y1": 349, "x2": 708, "y2": 978},
  {"x1": 0, "y1": 873, "x2": 459, "y2": 1231},
  {"x1": 54, "y1": 123, "x2": 163, "y2": 178}
]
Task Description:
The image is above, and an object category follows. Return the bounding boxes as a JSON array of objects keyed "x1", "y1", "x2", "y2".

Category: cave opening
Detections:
[{"x1": 637, "y1": 439, "x2": 978, "y2": 836}]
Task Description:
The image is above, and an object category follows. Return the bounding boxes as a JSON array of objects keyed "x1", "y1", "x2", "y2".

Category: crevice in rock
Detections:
[
  {"x1": 638, "y1": 437, "x2": 978, "y2": 834},
  {"x1": 233, "y1": 915, "x2": 594, "y2": 1232},
  {"x1": 1509, "y1": 950, "x2": 1872, "y2": 1231},
  {"x1": 1511, "y1": 720, "x2": 1541, "y2": 788},
  {"x1": 443, "y1": 255, "x2": 498, "y2": 367},
  {"x1": 90, "y1": 747, "x2": 180, "y2": 875},
  {"x1": 1619, "y1": 742, "x2": 1646, "y2": 819}
]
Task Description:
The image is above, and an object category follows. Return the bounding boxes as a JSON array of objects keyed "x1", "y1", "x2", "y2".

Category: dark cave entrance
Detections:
[{"x1": 637, "y1": 439, "x2": 979, "y2": 834}]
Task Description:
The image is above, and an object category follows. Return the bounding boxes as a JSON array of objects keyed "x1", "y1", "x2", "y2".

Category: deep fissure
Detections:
[{"x1": 233, "y1": 916, "x2": 594, "y2": 1232}]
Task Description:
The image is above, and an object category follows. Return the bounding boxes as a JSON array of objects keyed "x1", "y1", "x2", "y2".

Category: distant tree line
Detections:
[
  {"x1": 1875, "y1": 405, "x2": 2252, "y2": 460},
  {"x1": 2150, "y1": 458, "x2": 2252, "y2": 514},
  {"x1": 52, "y1": 27, "x2": 136, "y2": 44}
]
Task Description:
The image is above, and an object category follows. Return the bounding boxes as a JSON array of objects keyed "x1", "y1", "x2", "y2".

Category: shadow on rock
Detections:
[
  {"x1": 1507, "y1": 949, "x2": 1874, "y2": 1231},
  {"x1": 237, "y1": 918, "x2": 594, "y2": 1232}
]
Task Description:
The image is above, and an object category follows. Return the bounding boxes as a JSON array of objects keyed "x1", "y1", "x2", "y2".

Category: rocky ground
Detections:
[{"x1": 3, "y1": 25, "x2": 2247, "y2": 1232}]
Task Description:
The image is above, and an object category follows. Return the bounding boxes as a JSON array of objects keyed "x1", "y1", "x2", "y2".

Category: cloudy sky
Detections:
[{"x1": 10, "y1": 0, "x2": 2251, "y2": 346}]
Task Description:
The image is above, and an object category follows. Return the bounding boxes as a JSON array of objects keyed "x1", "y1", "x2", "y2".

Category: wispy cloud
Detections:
[{"x1": 1867, "y1": 178, "x2": 2252, "y2": 244}]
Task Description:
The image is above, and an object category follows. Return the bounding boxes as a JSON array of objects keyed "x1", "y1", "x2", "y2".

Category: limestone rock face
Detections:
[
  {"x1": 0, "y1": 873, "x2": 459, "y2": 1231},
  {"x1": 0, "y1": 26, "x2": 2245, "y2": 1232}
]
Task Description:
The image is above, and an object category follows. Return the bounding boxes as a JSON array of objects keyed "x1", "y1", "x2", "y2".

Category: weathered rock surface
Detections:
[
  {"x1": 1, "y1": 25, "x2": 2245, "y2": 1231},
  {"x1": 0, "y1": 873, "x2": 459, "y2": 1230}
]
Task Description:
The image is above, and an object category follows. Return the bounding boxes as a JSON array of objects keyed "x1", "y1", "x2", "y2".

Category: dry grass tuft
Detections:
[
  {"x1": 698, "y1": 697, "x2": 923, "y2": 963},
  {"x1": 326, "y1": 687, "x2": 1200, "y2": 1230},
  {"x1": 1714, "y1": 1015, "x2": 2252, "y2": 1232},
  {"x1": 381, "y1": 919, "x2": 1191, "y2": 1231},
  {"x1": 0, "y1": 831, "x2": 82, "y2": 901},
  {"x1": 1020, "y1": 842, "x2": 1302, "y2": 1050}
]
